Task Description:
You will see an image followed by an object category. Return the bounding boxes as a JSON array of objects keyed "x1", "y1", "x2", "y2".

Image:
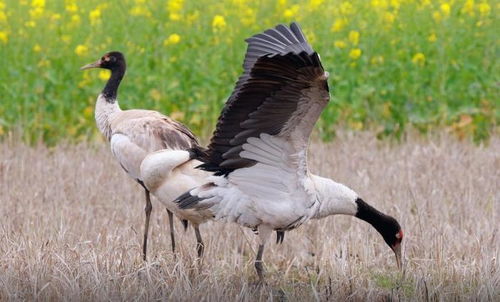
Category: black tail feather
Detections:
[
  {"x1": 187, "y1": 146, "x2": 210, "y2": 162},
  {"x1": 175, "y1": 189, "x2": 204, "y2": 210}
]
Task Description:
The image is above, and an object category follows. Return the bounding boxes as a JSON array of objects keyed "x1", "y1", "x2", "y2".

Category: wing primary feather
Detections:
[{"x1": 199, "y1": 23, "x2": 328, "y2": 177}]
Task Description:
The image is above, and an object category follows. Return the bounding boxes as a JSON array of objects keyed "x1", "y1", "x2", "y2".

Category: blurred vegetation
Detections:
[{"x1": 0, "y1": 0, "x2": 498, "y2": 145}]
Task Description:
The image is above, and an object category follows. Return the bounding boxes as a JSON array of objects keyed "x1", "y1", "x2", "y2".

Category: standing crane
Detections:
[{"x1": 81, "y1": 52, "x2": 202, "y2": 260}]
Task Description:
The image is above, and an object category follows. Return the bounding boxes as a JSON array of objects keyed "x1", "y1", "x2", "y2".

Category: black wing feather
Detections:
[{"x1": 196, "y1": 22, "x2": 328, "y2": 176}]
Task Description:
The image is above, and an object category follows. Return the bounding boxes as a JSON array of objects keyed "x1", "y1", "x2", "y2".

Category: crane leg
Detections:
[
  {"x1": 167, "y1": 209, "x2": 176, "y2": 254},
  {"x1": 276, "y1": 230, "x2": 285, "y2": 244},
  {"x1": 142, "y1": 189, "x2": 153, "y2": 261},
  {"x1": 255, "y1": 224, "x2": 271, "y2": 283},
  {"x1": 255, "y1": 244, "x2": 265, "y2": 283},
  {"x1": 194, "y1": 225, "x2": 204, "y2": 258}
]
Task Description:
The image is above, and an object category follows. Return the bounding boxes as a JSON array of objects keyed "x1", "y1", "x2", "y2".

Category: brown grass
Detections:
[{"x1": 0, "y1": 132, "x2": 498, "y2": 301}]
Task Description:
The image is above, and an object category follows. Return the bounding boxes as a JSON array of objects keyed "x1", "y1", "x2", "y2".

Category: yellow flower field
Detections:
[{"x1": 0, "y1": 0, "x2": 497, "y2": 144}]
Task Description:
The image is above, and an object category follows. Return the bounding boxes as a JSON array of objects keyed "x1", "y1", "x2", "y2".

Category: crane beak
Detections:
[
  {"x1": 392, "y1": 243, "x2": 402, "y2": 269},
  {"x1": 80, "y1": 60, "x2": 101, "y2": 70}
]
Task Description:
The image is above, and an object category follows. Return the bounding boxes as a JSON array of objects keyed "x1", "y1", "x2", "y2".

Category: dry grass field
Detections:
[{"x1": 0, "y1": 132, "x2": 498, "y2": 301}]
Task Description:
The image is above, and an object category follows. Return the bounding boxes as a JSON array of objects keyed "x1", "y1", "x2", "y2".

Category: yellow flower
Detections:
[
  {"x1": 283, "y1": 4, "x2": 300, "y2": 18},
  {"x1": 334, "y1": 40, "x2": 346, "y2": 48},
  {"x1": 428, "y1": 33, "x2": 437, "y2": 42},
  {"x1": 212, "y1": 15, "x2": 226, "y2": 31},
  {"x1": 164, "y1": 33, "x2": 181, "y2": 46},
  {"x1": 461, "y1": 0, "x2": 474, "y2": 16},
  {"x1": 371, "y1": 0, "x2": 389, "y2": 9},
  {"x1": 412, "y1": 52, "x2": 425, "y2": 66},
  {"x1": 98, "y1": 70, "x2": 110, "y2": 81},
  {"x1": 33, "y1": 44, "x2": 42, "y2": 52},
  {"x1": 349, "y1": 48, "x2": 362, "y2": 60},
  {"x1": 477, "y1": 3, "x2": 490, "y2": 17},
  {"x1": 390, "y1": 0, "x2": 400, "y2": 10},
  {"x1": 65, "y1": 2, "x2": 78, "y2": 13},
  {"x1": 29, "y1": 0, "x2": 45, "y2": 18},
  {"x1": 419, "y1": 0, "x2": 431, "y2": 7},
  {"x1": 75, "y1": 44, "x2": 88, "y2": 57},
  {"x1": 70, "y1": 14, "x2": 81, "y2": 25},
  {"x1": 29, "y1": 7, "x2": 44, "y2": 18},
  {"x1": 339, "y1": 1, "x2": 353, "y2": 15},
  {"x1": 90, "y1": 9, "x2": 101, "y2": 19},
  {"x1": 31, "y1": 0, "x2": 45, "y2": 8},
  {"x1": 309, "y1": 0, "x2": 323, "y2": 10},
  {"x1": 241, "y1": 8, "x2": 256, "y2": 26},
  {"x1": 167, "y1": 0, "x2": 183, "y2": 20},
  {"x1": 331, "y1": 18, "x2": 347, "y2": 32},
  {"x1": 167, "y1": 0, "x2": 183, "y2": 13},
  {"x1": 440, "y1": 3, "x2": 451, "y2": 16},
  {"x1": 169, "y1": 13, "x2": 181, "y2": 21},
  {"x1": 348, "y1": 30, "x2": 360, "y2": 45},
  {"x1": 89, "y1": 8, "x2": 101, "y2": 25},
  {"x1": 0, "y1": 31, "x2": 7, "y2": 44},
  {"x1": 0, "y1": 11, "x2": 6, "y2": 23}
]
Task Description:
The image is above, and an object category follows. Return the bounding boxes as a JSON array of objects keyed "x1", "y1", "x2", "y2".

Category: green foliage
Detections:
[
  {"x1": 0, "y1": 0, "x2": 497, "y2": 145},
  {"x1": 371, "y1": 271, "x2": 414, "y2": 297}
]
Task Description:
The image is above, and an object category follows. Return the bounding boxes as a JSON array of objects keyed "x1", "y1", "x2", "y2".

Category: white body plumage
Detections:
[
  {"x1": 184, "y1": 133, "x2": 359, "y2": 237},
  {"x1": 140, "y1": 150, "x2": 212, "y2": 225}
]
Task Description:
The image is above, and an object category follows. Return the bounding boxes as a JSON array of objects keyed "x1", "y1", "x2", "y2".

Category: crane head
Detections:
[{"x1": 80, "y1": 51, "x2": 126, "y2": 71}]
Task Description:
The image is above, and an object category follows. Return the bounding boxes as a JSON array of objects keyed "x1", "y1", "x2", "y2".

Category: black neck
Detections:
[
  {"x1": 355, "y1": 198, "x2": 390, "y2": 234},
  {"x1": 102, "y1": 65, "x2": 125, "y2": 101}
]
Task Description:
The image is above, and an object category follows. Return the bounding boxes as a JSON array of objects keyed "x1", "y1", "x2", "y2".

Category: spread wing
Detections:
[{"x1": 197, "y1": 22, "x2": 329, "y2": 176}]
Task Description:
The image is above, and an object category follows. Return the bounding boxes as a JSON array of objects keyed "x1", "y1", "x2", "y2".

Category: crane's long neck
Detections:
[
  {"x1": 95, "y1": 66, "x2": 125, "y2": 141},
  {"x1": 311, "y1": 174, "x2": 359, "y2": 219},
  {"x1": 311, "y1": 175, "x2": 397, "y2": 238},
  {"x1": 353, "y1": 197, "x2": 396, "y2": 237},
  {"x1": 102, "y1": 64, "x2": 125, "y2": 100}
]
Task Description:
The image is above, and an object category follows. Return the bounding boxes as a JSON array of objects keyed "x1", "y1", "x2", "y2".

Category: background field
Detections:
[
  {"x1": 0, "y1": 0, "x2": 498, "y2": 144},
  {"x1": 1, "y1": 0, "x2": 499, "y2": 300},
  {"x1": 0, "y1": 132, "x2": 498, "y2": 300}
]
